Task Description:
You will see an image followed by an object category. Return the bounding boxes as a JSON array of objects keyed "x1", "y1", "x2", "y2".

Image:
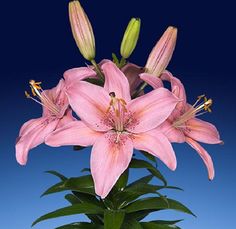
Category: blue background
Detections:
[{"x1": 0, "y1": 0, "x2": 235, "y2": 228}]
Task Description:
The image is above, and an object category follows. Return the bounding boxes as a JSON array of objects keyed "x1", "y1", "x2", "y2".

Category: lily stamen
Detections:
[
  {"x1": 173, "y1": 95, "x2": 213, "y2": 128},
  {"x1": 106, "y1": 92, "x2": 128, "y2": 133},
  {"x1": 26, "y1": 80, "x2": 60, "y2": 116}
]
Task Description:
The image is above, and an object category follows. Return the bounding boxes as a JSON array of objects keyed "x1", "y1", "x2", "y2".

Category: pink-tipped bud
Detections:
[
  {"x1": 145, "y1": 26, "x2": 177, "y2": 77},
  {"x1": 69, "y1": 0, "x2": 95, "y2": 61}
]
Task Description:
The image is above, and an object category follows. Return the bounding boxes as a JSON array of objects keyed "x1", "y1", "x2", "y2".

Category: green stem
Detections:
[
  {"x1": 132, "y1": 82, "x2": 148, "y2": 98},
  {"x1": 119, "y1": 57, "x2": 127, "y2": 68},
  {"x1": 91, "y1": 59, "x2": 104, "y2": 81}
]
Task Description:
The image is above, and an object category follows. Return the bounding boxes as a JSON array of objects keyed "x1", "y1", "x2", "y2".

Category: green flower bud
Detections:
[{"x1": 120, "y1": 18, "x2": 141, "y2": 59}]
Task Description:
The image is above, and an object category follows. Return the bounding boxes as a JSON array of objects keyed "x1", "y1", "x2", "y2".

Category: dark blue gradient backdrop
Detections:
[{"x1": 1, "y1": 1, "x2": 235, "y2": 228}]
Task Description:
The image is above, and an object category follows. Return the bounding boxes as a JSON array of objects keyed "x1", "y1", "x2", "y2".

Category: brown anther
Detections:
[{"x1": 109, "y1": 92, "x2": 116, "y2": 97}]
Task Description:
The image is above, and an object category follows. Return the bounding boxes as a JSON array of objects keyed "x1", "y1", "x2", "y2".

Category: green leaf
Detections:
[
  {"x1": 73, "y1": 145, "x2": 86, "y2": 151},
  {"x1": 140, "y1": 151, "x2": 156, "y2": 164},
  {"x1": 104, "y1": 210, "x2": 125, "y2": 229},
  {"x1": 124, "y1": 197, "x2": 195, "y2": 216},
  {"x1": 127, "y1": 175, "x2": 153, "y2": 187},
  {"x1": 65, "y1": 194, "x2": 80, "y2": 205},
  {"x1": 72, "y1": 192, "x2": 101, "y2": 205},
  {"x1": 41, "y1": 181, "x2": 66, "y2": 197},
  {"x1": 32, "y1": 203, "x2": 104, "y2": 226},
  {"x1": 127, "y1": 210, "x2": 154, "y2": 221},
  {"x1": 129, "y1": 159, "x2": 167, "y2": 185},
  {"x1": 121, "y1": 219, "x2": 142, "y2": 229},
  {"x1": 81, "y1": 168, "x2": 91, "y2": 173},
  {"x1": 41, "y1": 175, "x2": 95, "y2": 197},
  {"x1": 154, "y1": 186, "x2": 183, "y2": 192},
  {"x1": 150, "y1": 220, "x2": 183, "y2": 225},
  {"x1": 45, "y1": 171, "x2": 67, "y2": 181},
  {"x1": 56, "y1": 222, "x2": 103, "y2": 229},
  {"x1": 69, "y1": 192, "x2": 104, "y2": 224},
  {"x1": 64, "y1": 176, "x2": 95, "y2": 195},
  {"x1": 115, "y1": 169, "x2": 129, "y2": 191},
  {"x1": 84, "y1": 78, "x2": 104, "y2": 86},
  {"x1": 116, "y1": 184, "x2": 160, "y2": 208},
  {"x1": 112, "y1": 53, "x2": 120, "y2": 66},
  {"x1": 141, "y1": 222, "x2": 181, "y2": 229}
]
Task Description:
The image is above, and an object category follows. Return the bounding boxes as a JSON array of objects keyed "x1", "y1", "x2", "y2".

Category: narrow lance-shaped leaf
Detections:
[
  {"x1": 124, "y1": 197, "x2": 195, "y2": 216},
  {"x1": 115, "y1": 169, "x2": 129, "y2": 191},
  {"x1": 41, "y1": 175, "x2": 95, "y2": 197},
  {"x1": 56, "y1": 222, "x2": 103, "y2": 229},
  {"x1": 129, "y1": 159, "x2": 167, "y2": 185},
  {"x1": 104, "y1": 210, "x2": 125, "y2": 229},
  {"x1": 140, "y1": 151, "x2": 157, "y2": 164},
  {"x1": 65, "y1": 194, "x2": 80, "y2": 205},
  {"x1": 32, "y1": 203, "x2": 104, "y2": 226},
  {"x1": 141, "y1": 222, "x2": 181, "y2": 229},
  {"x1": 121, "y1": 218, "x2": 143, "y2": 229},
  {"x1": 45, "y1": 170, "x2": 67, "y2": 181}
]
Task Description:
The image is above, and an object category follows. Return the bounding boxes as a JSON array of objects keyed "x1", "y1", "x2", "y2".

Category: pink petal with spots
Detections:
[
  {"x1": 102, "y1": 61, "x2": 131, "y2": 102},
  {"x1": 91, "y1": 132, "x2": 133, "y2": 198},
  {"x1": 46, "y1": 121, "x2": 101, "y2": 147},
  {"x1": 127, "y1": 88, "x2": 180, "y2": 133},
  {"x1": 133, "y1": 129, "x2": 177, "y2": 170},
  {"x1": 66, "y1": 81, "x2": 111, "y2": 132}
]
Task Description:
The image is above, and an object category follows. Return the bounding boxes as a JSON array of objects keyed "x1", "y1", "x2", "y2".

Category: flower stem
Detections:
[
  {"x1": 91, "y1": 59, "x2": 104, "y2": 81},
  {"x1": 132, "y1": 82, "x2": 148, "y2": 98},
  {"x1": 119, "y1": 57, "x2": 127, "y2": 68}
]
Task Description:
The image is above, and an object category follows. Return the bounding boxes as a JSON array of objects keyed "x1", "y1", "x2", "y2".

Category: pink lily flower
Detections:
[
  {"x1": 141, "y1": 71, "x2": 222, "y2": 180},
  {"x1": 16, "y1": 79, "x2": 75, "y2": 165},
  {"x1": 46, "y1": 61, "x2": 180, "y2": 198}
]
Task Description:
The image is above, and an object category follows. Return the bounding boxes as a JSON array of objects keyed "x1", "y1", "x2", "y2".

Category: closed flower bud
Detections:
[
  {"x1": 69, "y1": 0, "x2": 95, "y2": 61},
  {"x1": 120, "y1": 18, "x2": 141, "y2": 59},
  {"x1": 145, "y1": 26, "x2": 177, "y2": 77}
]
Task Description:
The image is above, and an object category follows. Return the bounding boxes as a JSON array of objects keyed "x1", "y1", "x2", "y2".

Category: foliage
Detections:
[{"x1": 32, "y1": 154, "x2": 194, "y2": 228}]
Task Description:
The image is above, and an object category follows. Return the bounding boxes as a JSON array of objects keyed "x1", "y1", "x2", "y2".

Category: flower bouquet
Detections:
[{"x1": 16, "y1": 1, "x2": 222, "y2": 228}]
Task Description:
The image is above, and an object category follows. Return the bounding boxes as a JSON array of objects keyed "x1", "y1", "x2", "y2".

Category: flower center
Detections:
[
  {"x1": 25, "y1": 80, "x2": 60, "y2": 116},
  {"x1": 106, "y1": 92, "x2": 128, "y2": 132},
  {"x1": 173, "y1": 94, "x2": 213, "y2": 128}
]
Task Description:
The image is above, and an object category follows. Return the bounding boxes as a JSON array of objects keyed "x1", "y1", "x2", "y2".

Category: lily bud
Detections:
[
  {"x1": 120, "y1": 18, "x2": 141, "y2": 59},
  {"x1": 145, "y1": 26, "x2": 177, "y2": 77},
  {"x1": 69, "y1": 0, "x2": 95, "y2": 61}
]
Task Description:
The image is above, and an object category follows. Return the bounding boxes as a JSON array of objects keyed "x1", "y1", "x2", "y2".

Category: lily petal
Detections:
[
  {"x1": 64, "y1": 67, "x2": 97, "y2": 86},
  {"x1": 46, "y1": 121, "x2": 101, "y2": 147},
  {"x1": 42, "y1": 79, "x2": 68, "y2": 117},
  {"x1": 140, "y1": 72, "x2": 163, "y2": 89},
  {"x1": 91, "y1": 132, "x2": 133, "y2": 198},
  {"x1": 127, "y1": 88, "x2": 180, "y2": 133},
  {"x1": 161, "y1": 70, "x2": 186, "y2": 110},
  {"x1": 56, "y1": 109, "x2": 76, "y2": 128},
  {"x1": 186, "y1": 137, "x2": 215, "y2": 180},
  {"x1": 16, "y1": 118, "x2": 58, "y2": 165},
  {"x1": 186, "y1": 118, "x2": 222, "y2": 144},
  {"x1": 102, "y1": 61, "x2": 131, "y2": 102},
  {"x1": 66, "y1": 81, "x2": 111, "y2": 132},
  {"x1": 133, "y1": 129, "x2": 177, "y2": 170},
  {"x1": 158, "y1": 121, "x2": 185, "y2": 143},
  {"x1": 121, "y1": 63, "x2": 144, "y2": 95}
]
